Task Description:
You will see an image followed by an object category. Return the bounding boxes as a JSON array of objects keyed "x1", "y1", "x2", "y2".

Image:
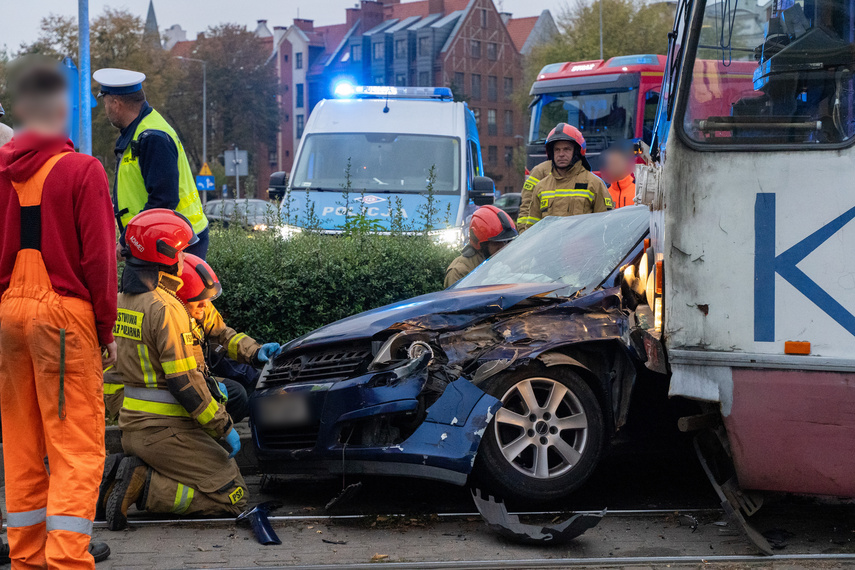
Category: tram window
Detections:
[
  {"x1": 643, "y1": 91, "x2": 660, "y2": 145},
  {"x1": 681, "y1": 0, "x2": 855, "y2": 147}
]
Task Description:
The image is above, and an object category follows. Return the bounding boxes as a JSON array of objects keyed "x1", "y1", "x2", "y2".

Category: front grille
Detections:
[
  {"x1": 258, "y1": 425, "x2": 320, "y2": 450},
  {"x1": 264, "y1": 347, "x2": 372, "y2": 386}
]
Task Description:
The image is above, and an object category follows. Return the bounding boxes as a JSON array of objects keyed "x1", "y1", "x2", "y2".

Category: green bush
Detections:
[{"x1": 207, "y1": 228, "x2": 458, "y2": 343}]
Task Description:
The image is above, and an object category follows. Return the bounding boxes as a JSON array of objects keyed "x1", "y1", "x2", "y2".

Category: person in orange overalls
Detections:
[
  {"x1": 604, "y1": 144, "x2": 636, "y2": 209},
  {"x1": 0, "y1": 61, "x2": 117, "y2": 568}
]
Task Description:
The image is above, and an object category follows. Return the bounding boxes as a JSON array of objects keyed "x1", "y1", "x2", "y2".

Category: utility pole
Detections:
[
  {"x1": 78, "y1": 0, "x2": 92, "y2": 154},
  {"x1": 175, "y1": 56, "x2": 208, "y2": 203},
  {"x1": 599, "y1": 0, "x2": 604, "y2": 60},
  {"x1": 234, "y1": 145, "x2": 240, "y2": 199}
]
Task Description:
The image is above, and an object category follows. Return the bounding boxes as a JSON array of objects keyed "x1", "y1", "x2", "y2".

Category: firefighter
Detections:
[
  {"x1": 103, "y1": 209, "x2": 247, "y2": 531},
  {"x1": 444, "y1": 205, "x2": 517, "y2": 287},
  {"x1": 604, "y1": 144, "x2": 636, "y2": 208},
  {"x1": 516, "y1": 160, "x2": 551, "y2": 232},
  {"x1": 520, "y1": 124, "x2": 613, "y2": 225},
  {"x1": 93, "y1": 68, "x2": 209, "y2": 259},
  {"x1": 0, "y1": 60, "x2": 115, "y2": 567}
]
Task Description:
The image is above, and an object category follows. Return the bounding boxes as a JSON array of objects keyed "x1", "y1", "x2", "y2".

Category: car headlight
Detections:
[
  {"x1": 279, "y1": 224, "x2": 303, "y2": 240},
  {"x1": 429, "y1": 227, "x2": 463, "y2": 248},
  {"x1": 253, "y1": 223, "x2": 268, "y2": 231}
]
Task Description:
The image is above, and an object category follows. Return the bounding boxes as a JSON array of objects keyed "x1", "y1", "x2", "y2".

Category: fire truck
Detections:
[{"x1": 526, "y1": 54, "x2": 666, "y2": 173}]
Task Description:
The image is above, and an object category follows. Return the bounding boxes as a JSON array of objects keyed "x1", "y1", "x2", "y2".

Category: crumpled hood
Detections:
[
  {"x1": 0, "y1": 132, "x2": 73, "y2": 183},
  {"x1": 286, "y1": 283, "x2": 561, "y2": 351}
]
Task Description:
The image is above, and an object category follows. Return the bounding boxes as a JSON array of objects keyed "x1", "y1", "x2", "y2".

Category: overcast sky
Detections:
[{"x1": 2, "y1": 0, "x2": 564, "y2": 54}]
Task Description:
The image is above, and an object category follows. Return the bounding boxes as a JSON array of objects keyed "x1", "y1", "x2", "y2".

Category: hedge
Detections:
[{"x1": 206, "y1": 227, "x2": 458, "y2": 344}]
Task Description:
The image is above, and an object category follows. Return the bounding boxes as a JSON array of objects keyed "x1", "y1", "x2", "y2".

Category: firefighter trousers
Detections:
[
  {"x1": 121, "y1": 425, "x2": 248, "y2": 516},
  {"x1": 0, "y1": 251, "x2": 105, "y2": 569}
]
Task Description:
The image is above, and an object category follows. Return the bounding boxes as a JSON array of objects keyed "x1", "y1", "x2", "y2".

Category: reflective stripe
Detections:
[
  {"x1": 228, "y1": 334, "x2": 248, "y2": 361},
  {"x1": 103, "y1": 383, "x2": 124, "y2": 395},
  {"x1": 539, "y1": 189, "x2": 595, "y2": 201},
  {"x1": 171, "y1": 484, "x2": 195, "y2": 514},
  {"x1": 6, "y1": 508, "x2": 46, "y2": 528},
  {"x1": 197, "y1": 398, "x2": 219, "y2": 425},
  {"x1": 517, "y1": 216, "x2": 540, "y2": 225},
  {"x1": 46, "y1": 515, "x2": 92, "y2": 536},
  {"x1": 123, "y1": 397, "x2": 191, "y2": 418},
  {"x1": 124, "y1": 386, "x2": 179, "y2": 404},
  {"x1": 138, "y1": 345, "x2": 156, "y2": 389},
  {"x1": 162, "y1": 356, "x2": 197, "y2": 375}
]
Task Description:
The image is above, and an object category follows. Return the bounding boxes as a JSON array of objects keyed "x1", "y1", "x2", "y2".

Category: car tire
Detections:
[{"x1": 472, "y1": 363, "x2": 605, "y2": 504}]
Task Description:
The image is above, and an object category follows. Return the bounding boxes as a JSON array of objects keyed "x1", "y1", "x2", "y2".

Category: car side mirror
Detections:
[
  {"x1": 268, "y1": 171, "x2": 287, "y2": 202},
  {"x1": 470, "y1": 176, "x2": 496, "y2": 206}
]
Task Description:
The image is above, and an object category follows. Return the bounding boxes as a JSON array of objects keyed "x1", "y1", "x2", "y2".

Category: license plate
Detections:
[{"x1": 257, "y1": 394, "x2": 311, "y2": 427}]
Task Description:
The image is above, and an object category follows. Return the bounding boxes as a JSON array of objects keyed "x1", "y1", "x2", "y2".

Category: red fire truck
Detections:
[{"x1": 526, "y1": 54, "x2": 666, "y2": 173}]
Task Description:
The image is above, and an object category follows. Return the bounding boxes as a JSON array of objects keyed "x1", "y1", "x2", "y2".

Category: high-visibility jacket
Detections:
[
  {"x1": 608, "y1": 174, "x2": 636, "y2": 208},
  {"x1": 193, "y1": 304, "x2": 261, "y2": 365},
  {"x1": 517, "y1": 160, "x2": 552, "y2": 232},
  {"x1": 522, "y1": 161, "x2": 613, "y2": 224},
  {"x1": 114, "y1": 272, "x2": 232, "y2": 438},
  {"x1": 444, "y1": 245, "x2": 485, "y2": 288},
  {"x1": 116, "y1": 108, "x2": 208, "y2": 234}
]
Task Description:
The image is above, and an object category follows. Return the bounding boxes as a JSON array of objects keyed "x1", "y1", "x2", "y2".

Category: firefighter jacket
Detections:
[
  {"x1": 522, "y1": 161, "x2": 613, "y2": 225},
  {"x1": 114, "y1": 271, "x2": 233, "y2": 438},
  {"x1": 444, "y1": 245, "x2": 486, "y2": 288},
  {"x1": 517, "y1": 160, "x2": 552, "y2": 231},
  {"x1": 192, "y1": 304, "x2": 261, "y2": 366}
]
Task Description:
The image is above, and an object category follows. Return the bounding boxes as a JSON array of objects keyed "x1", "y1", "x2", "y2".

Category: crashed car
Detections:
[{"x1": 250, "y1": 206, "x2": 662, "y2": 503}]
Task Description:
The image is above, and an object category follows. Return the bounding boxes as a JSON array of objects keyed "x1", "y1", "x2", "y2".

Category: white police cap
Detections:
[{"x1": 93, "y1": 68, "x2": 146, "y2": 95}]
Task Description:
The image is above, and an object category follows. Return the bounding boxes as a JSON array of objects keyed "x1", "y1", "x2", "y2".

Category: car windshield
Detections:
[
  {"x1": 531, "y1": 89, "x2": 638, "y2": 153},
  {"x1": 292, "y1": 133, "x2": 461, "y2": 194},
  {"x1": 453, "y1": 206, "x2": 649, "y2": 297}
]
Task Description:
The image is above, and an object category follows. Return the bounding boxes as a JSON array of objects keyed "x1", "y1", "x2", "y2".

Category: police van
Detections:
[{"x1": 268, "y1": 84, "x2": 493, "y2": 244}]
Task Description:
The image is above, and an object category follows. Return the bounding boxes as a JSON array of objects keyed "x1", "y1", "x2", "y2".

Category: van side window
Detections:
[{"x1": 468, "y1": 140, "x2": 481, "y2": 177}]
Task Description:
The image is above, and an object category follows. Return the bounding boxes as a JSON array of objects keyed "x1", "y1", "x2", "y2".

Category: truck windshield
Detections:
[
  {"x1": 681, "y1": 0, "x2": 855, "y2": 146},
  {"x1": 292, "y1": 133, "x2": 460, "y2": 194},
  {"x1": 531, "y1": 89, "x2": 638, "y2": 153},
  {"x1": 454, "y1": 206, "x2": 649, "y2": 297}
]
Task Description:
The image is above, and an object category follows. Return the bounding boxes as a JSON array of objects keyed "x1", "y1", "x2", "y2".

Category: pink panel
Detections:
[{"x1": 725, "y1": 368, "x2": 855, "y2": 497}]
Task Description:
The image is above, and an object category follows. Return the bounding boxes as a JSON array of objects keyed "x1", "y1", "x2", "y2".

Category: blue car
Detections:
[{"x1": 250, "y1": 207, "x2": 663, "y2": 503}]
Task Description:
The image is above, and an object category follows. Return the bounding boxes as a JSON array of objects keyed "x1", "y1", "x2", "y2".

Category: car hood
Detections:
[{"x1": 283, "y1": 283, "x2": 562, "y2": 352}]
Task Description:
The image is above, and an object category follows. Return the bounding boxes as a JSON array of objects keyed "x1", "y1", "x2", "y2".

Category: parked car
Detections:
[
  {"x1": 494, "y1": 192, "x2": 522, "y2": 221},
  {"x1": 250, "y1": 206, "x2": 665, "y2": 503},
  {"x1": 203, "y1": 199, "x2": 279, "y2": 231}
]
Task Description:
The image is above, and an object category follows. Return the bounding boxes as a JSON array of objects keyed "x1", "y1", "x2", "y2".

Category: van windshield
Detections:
[{"x1": 292, "y1": 133, "x2": 461, "y2": 194}]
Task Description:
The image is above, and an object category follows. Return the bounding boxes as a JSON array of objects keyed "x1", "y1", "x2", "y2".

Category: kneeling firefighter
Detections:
[
  {"x1": 104, "y1": 209, "x2": 248, "y2": 531},
  {"x1": 444, "y1": 205, "x2": 517, "y2": 287}
]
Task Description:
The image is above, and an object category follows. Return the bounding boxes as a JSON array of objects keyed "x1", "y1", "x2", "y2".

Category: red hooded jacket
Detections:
[{"x1": 0, "y1": 133, "x2": 117, "y2": 345}]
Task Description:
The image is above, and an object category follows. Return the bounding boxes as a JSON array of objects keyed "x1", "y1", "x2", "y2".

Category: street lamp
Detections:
[{"x1": 175, "y1": 56, "x2": 208, "y2": 202}]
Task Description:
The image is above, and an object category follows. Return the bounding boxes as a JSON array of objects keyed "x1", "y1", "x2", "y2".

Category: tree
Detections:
[{"x1": 165, "y1": 24, "x2": 279, "y2": 191}]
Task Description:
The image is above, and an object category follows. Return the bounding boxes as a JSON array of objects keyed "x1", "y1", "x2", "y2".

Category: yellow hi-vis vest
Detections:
[{"x1": 116, "y1": 108, "x2": 208, "y2": 234}]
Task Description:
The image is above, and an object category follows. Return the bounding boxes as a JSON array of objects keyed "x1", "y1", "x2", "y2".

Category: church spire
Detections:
[{"x1": 144, "y1": 1, "x2": 162, "y2": 49}]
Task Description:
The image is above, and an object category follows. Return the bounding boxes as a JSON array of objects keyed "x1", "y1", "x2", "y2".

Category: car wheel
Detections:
[{"x1": 473, "y1": 364, "x2": 605, "y2": 504}]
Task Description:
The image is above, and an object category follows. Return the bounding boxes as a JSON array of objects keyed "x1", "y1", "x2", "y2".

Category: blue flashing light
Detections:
[
  {"x1": 334, "y1": 80, "x2": 356, "y2": 98},
  {"x1": 332, "y1": 83, "x2": 453, "y2": 101}
]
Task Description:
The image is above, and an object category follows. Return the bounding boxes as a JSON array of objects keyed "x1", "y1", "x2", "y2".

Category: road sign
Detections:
[
  {"x1": 199, "y1": 162, "x2": 213, "y2": 176},
  {"x1": 224, "y1": 150, "x2": 249, "y2": 177},
  {"x1": 196, "y1": 175, "x2": 215, "y2": 192}
]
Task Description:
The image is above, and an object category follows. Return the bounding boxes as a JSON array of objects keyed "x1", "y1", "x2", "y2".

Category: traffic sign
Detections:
[
  {"x1": 196, "y1": 175, "x2": 215, "y2": 192},
  {"x1": 224, "y1": 150, "x2": 249, "y2": 177},
  {"x1": 199, "y1": 162, "x2": 213, "y2": 176}
]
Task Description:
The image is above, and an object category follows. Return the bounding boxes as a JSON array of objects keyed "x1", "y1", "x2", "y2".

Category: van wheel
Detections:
[{"x1": 473, "y1": 364, "x2": 604, "y2": 504}]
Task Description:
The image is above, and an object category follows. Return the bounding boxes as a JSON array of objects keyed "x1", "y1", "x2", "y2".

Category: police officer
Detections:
[
  {"x1": 93, "y1": 68, "x2": 209, "y2": 259},
  {"x1": 516, "y1": 160, "x2": 551, "y2": 232},
  {"x1": 445, "y1": 205, "x2": 517, "y2": 287},
  {"x1": 104, "y1": 209, "x2": 247, "y2": 531},
  {"x1": 520, "y1": 124, "x2": 613, "y2": 226}
]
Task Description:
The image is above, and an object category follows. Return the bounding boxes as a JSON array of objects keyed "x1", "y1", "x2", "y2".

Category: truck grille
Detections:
[
  {"x1": 264, "y1": 347, "x2": 372, "y2": 386},
  {"x1": 258, "y1": 425, "x2": 320, "y2": 450}
]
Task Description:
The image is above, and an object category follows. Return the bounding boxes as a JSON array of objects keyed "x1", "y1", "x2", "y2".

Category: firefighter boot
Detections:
[
  {"x1": 106, "y1": 456, "x2": 149, "y2": 531},
  {"x1": 96, "y1": 452, "x2": 125, "y2": 521}
]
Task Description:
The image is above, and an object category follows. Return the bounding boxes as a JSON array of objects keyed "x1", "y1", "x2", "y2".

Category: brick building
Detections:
[{"x1": 272, "y1": 0, "x2": 556, "y2": 193}]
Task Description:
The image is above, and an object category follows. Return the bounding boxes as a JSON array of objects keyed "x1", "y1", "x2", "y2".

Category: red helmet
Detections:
[
  {"x1": 124, "y1": 209, "x2": 198, "y2": 265},
  {"x1": 469, "y1": 205, "x2": 518, "y2": 249},
  {"x1": 546, "y1": 123, "x2": 591, "y2": 171},
  {"x1": 177, "y1": 254, "x2": 222, "y2": 303}
]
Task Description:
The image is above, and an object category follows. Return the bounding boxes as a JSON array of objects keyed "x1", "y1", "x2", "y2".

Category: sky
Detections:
[{"x1": 2, "y1": 0, "x2": 564, "y2": 54}]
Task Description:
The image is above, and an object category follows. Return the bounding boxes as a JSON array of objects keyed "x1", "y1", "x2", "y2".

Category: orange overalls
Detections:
[{"x1": 0, "y1": 153, "x2": 105, "y2": 569}]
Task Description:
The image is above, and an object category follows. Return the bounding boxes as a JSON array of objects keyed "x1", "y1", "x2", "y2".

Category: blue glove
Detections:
[
  {"x1": 256, "y1": 342, "x2": 281, "y2": 363},
  {"x1": 224, "y1": 428, "x2": 241, "y2": 459},
  {"x1": 217, "y1": 382, "x2": 229, "y2": 402}
]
